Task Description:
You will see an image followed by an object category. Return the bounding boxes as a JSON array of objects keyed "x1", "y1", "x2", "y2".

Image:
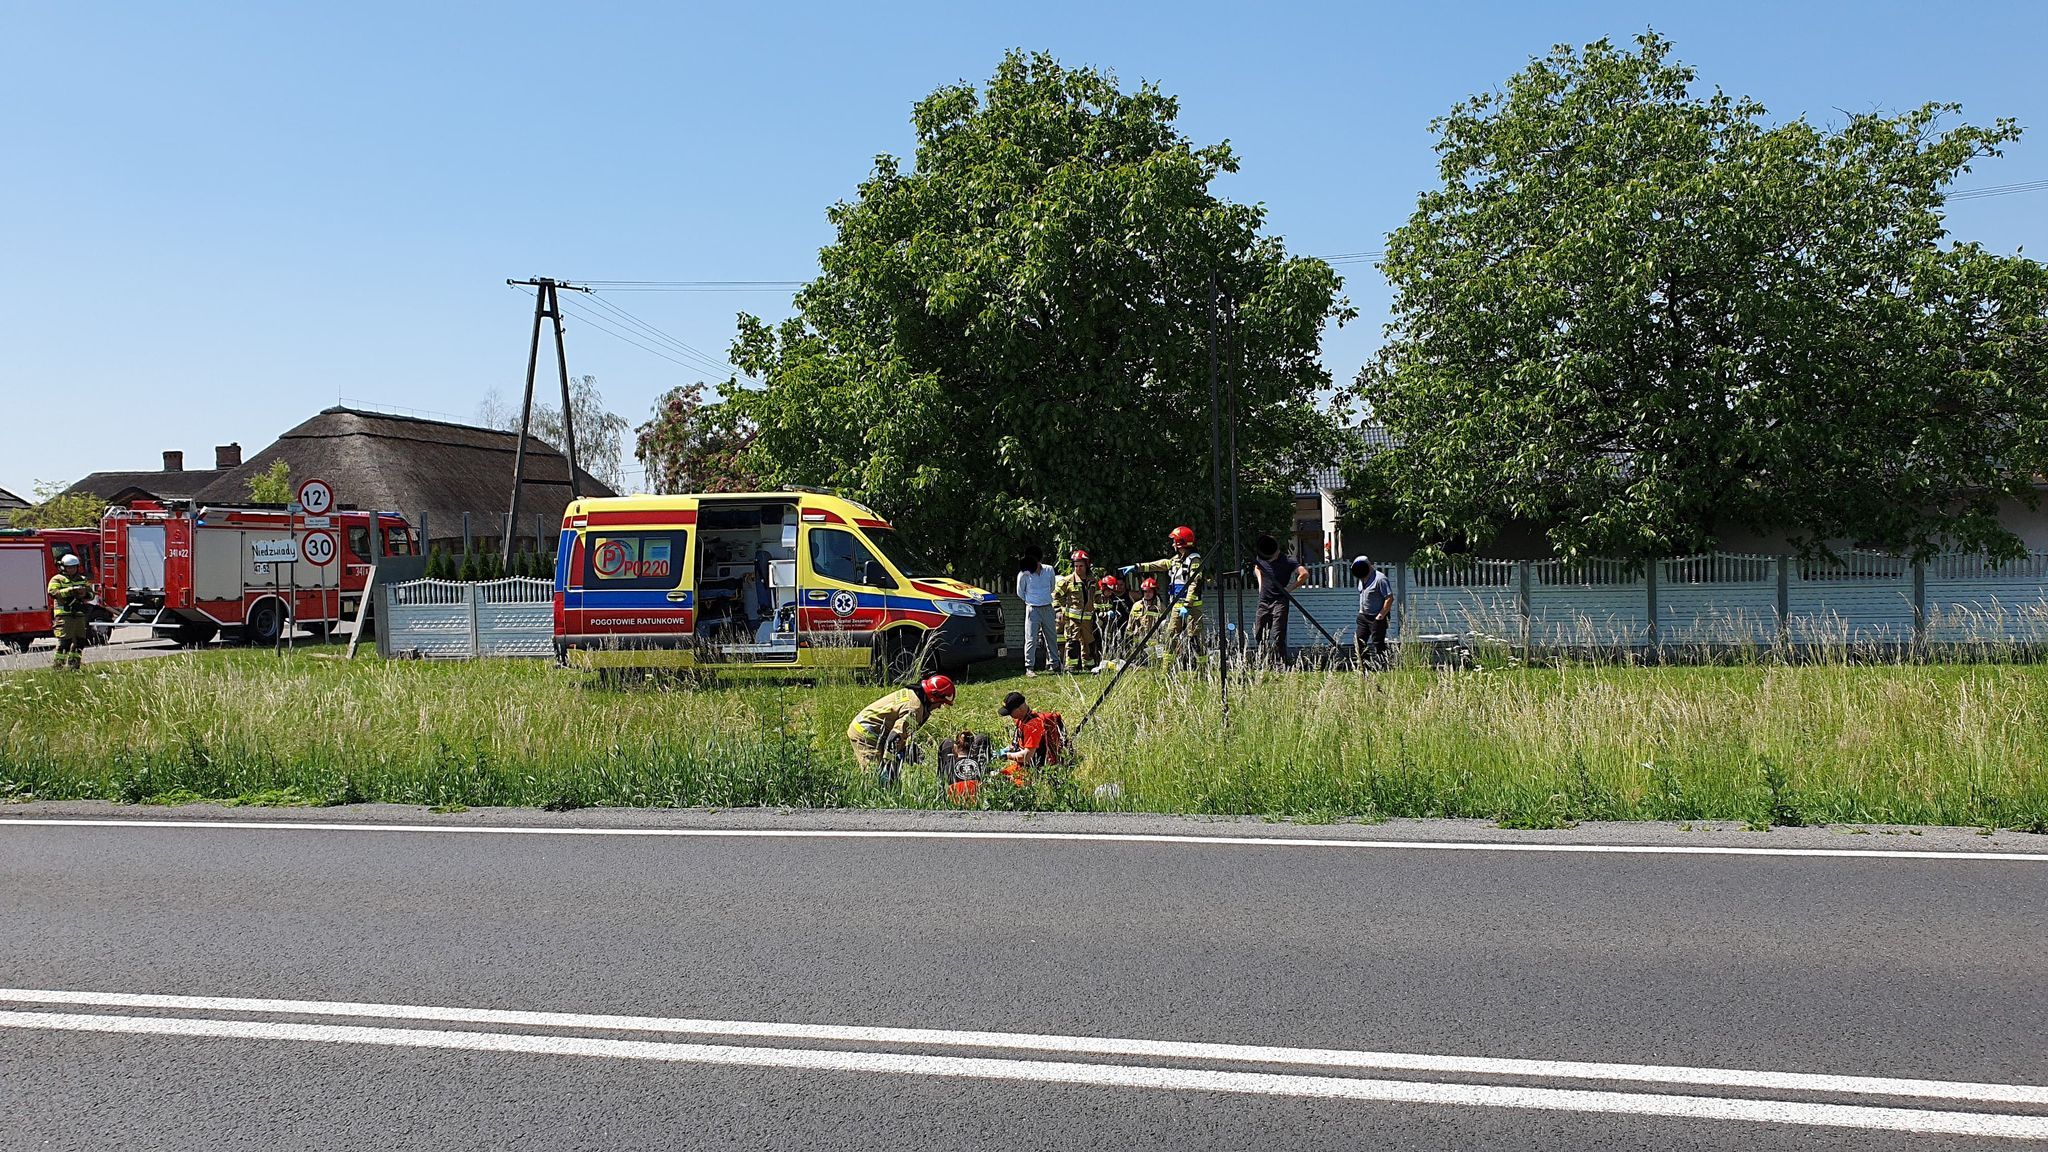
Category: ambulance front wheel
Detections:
[{"x1": 874, "y1": 630, "x2": 926, "y2": 684}]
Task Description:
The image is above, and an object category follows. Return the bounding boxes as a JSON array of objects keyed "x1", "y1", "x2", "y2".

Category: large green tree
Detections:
[
  {"x1": 729, "y1": 51, "x2": 1350, "y2": 575},
  {"x1": 1360, "y1": 33, "x2": 2048, "y2": 561}
]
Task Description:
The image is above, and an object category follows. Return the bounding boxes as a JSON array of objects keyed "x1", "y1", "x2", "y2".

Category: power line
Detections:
[
  {"x1": 579, "y1": 292, "x2": 742, "y2": 377},
  {"x1": 514, "y1": 284, "x2": 749, "y2": 382},
  {"x1": 560, "y1": 298, "x2": 725, "y2": 377},
  {"x1": 1945, "y1": 178, "x2": 2048, "y2": 202},
  {"x1": 511, "y1": 284, "x2": 706, "y2": 375},
  {"x1": 574, "y1": 280, "x2": 804, "y2": 292}
]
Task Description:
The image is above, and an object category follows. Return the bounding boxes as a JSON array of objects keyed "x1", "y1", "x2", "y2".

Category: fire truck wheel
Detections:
[
  {"x1": 85, "y1": 607, "x2": 114, "y2": 647},
  {"x1": 245, "y1": 599, "x2": 285, "y2": 646},
  {"x1": 171, "y1": 620, "x2": 219, "y2": 647}
]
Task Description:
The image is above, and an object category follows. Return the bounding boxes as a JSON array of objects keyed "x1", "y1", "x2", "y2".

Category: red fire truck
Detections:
[
  {"x1": 0, "y1": 527, "x2": 107, "y2": 652},
  {"x1": 98, "y1": 503, "x2": 419, "y2": 645}
]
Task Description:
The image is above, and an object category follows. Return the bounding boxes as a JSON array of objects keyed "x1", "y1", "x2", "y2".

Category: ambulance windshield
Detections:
[{"x1": 864, "y1": 528, "x2": 939, "y2": 578}]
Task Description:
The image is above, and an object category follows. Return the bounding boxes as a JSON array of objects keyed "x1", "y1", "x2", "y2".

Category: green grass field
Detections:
[{"x1": 2, "y1": 649, "x2": 2045, "y2": 830}]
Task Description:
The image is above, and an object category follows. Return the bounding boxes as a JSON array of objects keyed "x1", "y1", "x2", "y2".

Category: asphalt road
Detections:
[
  {"x1": 0, "y1": 629, "x2": 180, "y2": 671},
  {"x1": 0, "y1": 623, "x2": 354, "y2": 672},
  {"x1": 2, "y1": 810, "x2": 2045, "y2": 1150}
]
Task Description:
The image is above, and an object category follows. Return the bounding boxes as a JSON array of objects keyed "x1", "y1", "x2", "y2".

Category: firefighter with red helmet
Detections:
[
  {"x1": 1051, "y1": 549, "x2": 1099, "y2": 672},
  {"x1": 847, "y1": 674, "x2": 955, "y2": 781},
  {"x1": 1121, "y1": 576, "x2": 1168, "y2": 665},
  {"x1": 1127, "y1": 576, "x2": 1165, "y2": 638},
  {"x1": 1123, "y1": 526, "x2": 1207, "y2": 661}
]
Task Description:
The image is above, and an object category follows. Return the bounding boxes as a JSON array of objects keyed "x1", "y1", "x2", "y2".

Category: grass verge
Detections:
[{"x1": 2, "y1": 650, "x2": 2045, "y2": 830}]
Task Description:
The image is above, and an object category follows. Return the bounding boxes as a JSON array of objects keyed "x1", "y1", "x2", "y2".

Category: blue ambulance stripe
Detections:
[{"x1": 583, "y1": 589, "x2": 693, "y2": 609}]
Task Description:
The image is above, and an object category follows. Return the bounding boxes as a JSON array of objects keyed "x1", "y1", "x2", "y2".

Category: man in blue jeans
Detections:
[
  {"x1": 1353, "y1": 555, "x2": 1393, "y2": 668},
  {"x1": 1016, "y1": 545, "x2": 1058, "y2": 676}
]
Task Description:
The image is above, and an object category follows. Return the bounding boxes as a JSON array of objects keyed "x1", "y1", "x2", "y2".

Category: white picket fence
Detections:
[{"x1": 383, "y1": 578, "x2": 554, "y2": 659}]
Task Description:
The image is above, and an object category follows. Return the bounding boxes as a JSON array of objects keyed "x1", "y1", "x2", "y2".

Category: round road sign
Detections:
[
  {"x1": 301, "y1": 528, "x2": 338, "y2": 567},
  {"x1": 296, "y1": 478, "x2": 335, "y2": 517}
]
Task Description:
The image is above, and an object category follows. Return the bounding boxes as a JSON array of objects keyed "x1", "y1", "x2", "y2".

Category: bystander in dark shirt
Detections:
[{"x1": 1254, "y1": 552, "x2": 1305, "y2": 604}]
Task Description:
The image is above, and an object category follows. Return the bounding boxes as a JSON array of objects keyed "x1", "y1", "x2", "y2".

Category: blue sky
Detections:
[{"x1": 4, "y1": 0, "x2": 2043, "y2": 498}]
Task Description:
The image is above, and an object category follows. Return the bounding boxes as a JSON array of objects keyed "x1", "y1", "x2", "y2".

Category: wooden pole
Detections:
[{"x1": 503, "y1": 280, "x2": 547, "y2": 568}]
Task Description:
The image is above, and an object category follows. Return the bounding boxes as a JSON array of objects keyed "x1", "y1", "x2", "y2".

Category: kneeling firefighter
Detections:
[
  {"x1": 1126, "y1": 577, "x2": 1165, "y2": 642},
  {"x1": 847, "y1": 674, "x2": 955, "y2": 783}
]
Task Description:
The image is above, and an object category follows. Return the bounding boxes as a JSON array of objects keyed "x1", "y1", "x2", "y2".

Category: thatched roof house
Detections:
[
  {"x1": 0, "y1": 485, "x2": 26, "y2": 526},
  {"x1": 194, "y1": 408, "x2": 614, "y2": 549}
]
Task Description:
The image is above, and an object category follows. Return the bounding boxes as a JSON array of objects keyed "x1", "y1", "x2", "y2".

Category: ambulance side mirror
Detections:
[{"x1": 862, "y1": 560, "x2": 894, "y2": 588}]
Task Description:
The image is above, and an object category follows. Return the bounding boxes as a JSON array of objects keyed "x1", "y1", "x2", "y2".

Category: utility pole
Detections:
[
  {"x1": 503, "y1": 277, "x2": 590, "y2": 568},
  {"x1": 1223, "y1": 296, "x2": 1244, "y2": 662},
  {"x1": 1206, "y1": 274, "x2": 1228, "y2": 726}
]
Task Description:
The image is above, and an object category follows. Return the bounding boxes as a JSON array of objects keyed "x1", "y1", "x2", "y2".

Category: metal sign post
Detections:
[
  {"x1": 302, "y1": 527, "x2": 338, "y2": 644},
  {"x1": 295, "y1": 479, "x2": 336, "y2": 645},
  {"x1": 285, "y1": 499, "x2": 300, "y2": 654}
]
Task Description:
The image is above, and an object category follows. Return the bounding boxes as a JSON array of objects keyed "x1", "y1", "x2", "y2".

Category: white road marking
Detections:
[
  {"x1": 1, "y1": 817, "x2": 2044, "y2": 861},
  {"x1": 2, "y1": 987, "x2": 2041, "y2": 1106},
  {"x1": 2, "y1": 1010, "x2": 2042, "y2": 1139}
]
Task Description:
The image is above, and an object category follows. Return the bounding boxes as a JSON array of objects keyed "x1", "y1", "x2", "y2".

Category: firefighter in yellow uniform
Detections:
[
  {"x1": 846, "y1": 674, "x2": 955, "y2": 781},
  {"x1": 1125, "y1": 576, "x2": 1165, "y2": 662},
  {"x1": 46, "y1": 553, "x2": 94, "y2": 671},
  {"x1": 1052, "y1": 549, "x2": 1099, "y2": 672},
  {"x1": 1125, "y1": 526, "x2": 1206, "y2": 662}
]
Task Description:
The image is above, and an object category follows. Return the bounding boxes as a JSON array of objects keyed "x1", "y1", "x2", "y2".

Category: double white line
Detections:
[{"x1": 4, "y1": 989, "x2": 2045, "y2": 1139}]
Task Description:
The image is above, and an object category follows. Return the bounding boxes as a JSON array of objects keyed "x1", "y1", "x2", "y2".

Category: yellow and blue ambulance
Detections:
[{"x1": 552, "y1": 491, "x2": 1005, "y2": 674}]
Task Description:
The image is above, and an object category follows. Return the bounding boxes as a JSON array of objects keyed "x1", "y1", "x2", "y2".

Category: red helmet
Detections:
[
  {"x1": 919, "y1": 674, "x2": 955, "y2": 706},
  {"x1": 1142, "y1": 577, "x2": 1159, "y2": 593},
  {"x1": 1169, "y1": 526, "x2": 1196, "y2": 547},
  {"x1": 1097, "y1": 575, "x2": 1121, "y2": 593},
  {"x1": 1071, "y1": 549, "x2": 1090, "y2": 563}
]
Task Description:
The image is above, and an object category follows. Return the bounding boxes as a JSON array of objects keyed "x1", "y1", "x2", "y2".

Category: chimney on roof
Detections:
[
  {"x1": 215, "y1": 443, "x2": 242, "y2": 469},
  {"x1": 163, "y1": 450, "x2": 184, "y2": 472}
]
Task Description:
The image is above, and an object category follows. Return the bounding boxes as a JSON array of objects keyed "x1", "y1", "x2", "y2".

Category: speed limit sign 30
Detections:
[
  {"x1": 295, "y1": 477, "x2": 335, "y2": 517},
  {"x1": 300, "y1": 528, "x2": 339, "y2": 567}
]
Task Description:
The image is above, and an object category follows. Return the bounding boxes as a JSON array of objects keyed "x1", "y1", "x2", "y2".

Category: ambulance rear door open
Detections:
[{"x1": 692, "y1": 499, "x2": 798, "y2": 664}]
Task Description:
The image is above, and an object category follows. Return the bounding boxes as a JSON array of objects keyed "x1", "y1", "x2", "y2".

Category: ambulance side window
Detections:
[
  {"x1": 807, "y1": 527, "x2": 888, "y2": 587},
  {"x1": 584, "y1": 531, "x2": 687, "y2": 590}
]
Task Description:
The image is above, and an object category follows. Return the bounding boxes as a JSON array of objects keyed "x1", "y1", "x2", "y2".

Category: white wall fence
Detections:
[
  {"x1": 383, "y1": 553, "x2": 2048, "y2": 661},
  {"x1": 998, "y1": 551, "x2": 2048, "y2": 656},
  {"x1": 380, "y1": 578, "x2": 554, "y2": 659}
]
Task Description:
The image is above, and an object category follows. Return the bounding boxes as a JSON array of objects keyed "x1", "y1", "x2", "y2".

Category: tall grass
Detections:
[{"x1": 2, "y1": 650, "x2": 2044, "y2": 829}]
